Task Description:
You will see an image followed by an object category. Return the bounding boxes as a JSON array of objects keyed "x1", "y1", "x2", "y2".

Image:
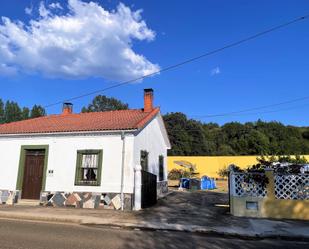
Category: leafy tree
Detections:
[
  {"x1": 164, "y1": 113, "x2": 200, "y2": 156},
  {"x1": 186, "y1": 119, "x2": 208, "y2": 155},
  {"x1": 302, "y1": 130, "x2": 309, "y2": 140},
  {"x1": 0, "y1": 101, "x2": 46, "y2": 123},
  {"x1": 168, "y1": 168, "x2": 192, "y2": 180},
  {"x1": 217, "y1": 144, "x2": 236, "y2": 156},
  {"x1": 82, "y1": 95, "x2": 129, "y2": 113},
  {"x1": 0, "y1": 99, "x2": 4, "y2": 124},
  {"x1": 30, "y1": 105, "x2": 46, "y2": 118},
  {"x1": 21, "y1": 107, "x2": 30, "y2": 120},
  {"x1": 217, "y1": 166, "x2": 229, "y2": 178},
  {"x1": 4, "y1": 101, "x2": 22, "y2": 123}
]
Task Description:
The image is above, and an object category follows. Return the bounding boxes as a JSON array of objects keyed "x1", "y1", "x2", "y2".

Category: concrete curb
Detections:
[
  {"x1": 0, "y1": 211, "x2": 309, "y2": 242},
  {"x1": 81, "y1": 221, "x2": 309, "y2": 242},
  {"x1": 0, "y1": 211, "x2": 82, "y2": 224}
]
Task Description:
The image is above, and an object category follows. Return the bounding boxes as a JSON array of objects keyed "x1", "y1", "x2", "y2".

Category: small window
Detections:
[
  {"x1": 75, "y1": 150, "x2": 103, "y2": 186},
  {"x1": 159, "y1": 155, "x2": 164, "y2": 181},
  {"x1": 140, "y1": 150, "x2": 149, "y2": 171},
  {"x1": 246, "y1": 201, "x2": 258, "y2": 210}
]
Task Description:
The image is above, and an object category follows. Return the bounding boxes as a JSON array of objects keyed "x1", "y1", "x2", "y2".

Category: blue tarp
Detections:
[{"x1": 201, "y1": 176, "x2": 216, "y2": 190}]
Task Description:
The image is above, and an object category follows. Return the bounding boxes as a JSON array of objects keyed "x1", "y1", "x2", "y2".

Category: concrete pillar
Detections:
[
  {"x1": 134, "y1": 165, "x2": 142, "y2": 211},
  {"x1": 265, "y1": 168, "x2": 275, "y2": 200},
  {"x1": 228, "y1": 165, "x2": 236, "y2": 196},
  {"x1": 228, "y1": 166, "x2": 235, "y2": 214}
]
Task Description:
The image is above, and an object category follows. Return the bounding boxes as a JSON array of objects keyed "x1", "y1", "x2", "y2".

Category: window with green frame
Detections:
[
  {"x1": 140, "y1": 150, "x2": 149, "y2": 171},
  {"x1": 74, "y1": 150, "x2": 103, "y2": 186},
  {"x1": 159, "y1": 155, "x2": 164, "y2": 181}
]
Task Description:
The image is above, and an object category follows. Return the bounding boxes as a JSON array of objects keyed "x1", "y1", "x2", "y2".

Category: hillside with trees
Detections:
[{"x1": 164, "y1": 112, "x2": 309, "y2": 156}]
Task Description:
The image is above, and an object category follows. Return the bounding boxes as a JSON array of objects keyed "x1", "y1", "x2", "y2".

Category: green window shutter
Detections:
[
  {"x1": 96, "y1": 150, "x2": 103, "y2": 186},
  {"x1": 74, "y1": 151, "x2": 82, "y2": 185}
]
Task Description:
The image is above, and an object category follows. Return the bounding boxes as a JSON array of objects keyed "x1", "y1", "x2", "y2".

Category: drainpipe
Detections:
[{"x1": 120, "y1": 131, "x2": 126, "y2": 211}]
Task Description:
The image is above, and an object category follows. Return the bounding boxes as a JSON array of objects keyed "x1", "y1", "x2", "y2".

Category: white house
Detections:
[{"x1": 0, "y1": 89, "x2": 170, "y2": 210}]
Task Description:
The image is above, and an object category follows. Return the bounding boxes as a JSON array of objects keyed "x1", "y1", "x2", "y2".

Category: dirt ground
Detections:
[{"x1": 212, "y1": 179, "x2": 228, "y2": 193}]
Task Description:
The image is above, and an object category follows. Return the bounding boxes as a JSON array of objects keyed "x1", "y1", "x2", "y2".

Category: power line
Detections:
[
  {"x1": 198, "y1": 102, "x2": 309, "y2": 119},
  {"x1": 191, "y1": 96, "x2": 309, "y2": 118},
  {"x1": 44, "y1": 13, "x2": 309, "y2": 109}
]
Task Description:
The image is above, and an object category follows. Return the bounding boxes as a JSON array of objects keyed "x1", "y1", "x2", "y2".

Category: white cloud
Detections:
[
  {"x1": 0, "y1": 0, "x2": 159, "y2": 81},
  {"x1": 0, "y1": 63, "x2": 17, "y2": 76},
  {"x1": 211, "y1": 66, "x2": 221, "y2": 76},
  {"x1": 49, "y1": 3, "x2": 63, "y2": 10},
  {"x1": 38, "y1": 2, "x2": 51, "y2": 17},
  {"x1": 25, "y1": 6, "x2": 33, "y2": 15}
]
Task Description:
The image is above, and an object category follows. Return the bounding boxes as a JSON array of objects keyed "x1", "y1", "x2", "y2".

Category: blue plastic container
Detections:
[
  {"x1": 201, "y1": 176, "x2": 210, "y2": 190},
  {"x1": 210, "y1": 179, "x2": 215, "y2": 189},
  {"x1": 201, "y1": 176, "x2": 216, "y2": 190},
  {"x1": 180, "y1": 178, "x2": 190, "y2": 189}
]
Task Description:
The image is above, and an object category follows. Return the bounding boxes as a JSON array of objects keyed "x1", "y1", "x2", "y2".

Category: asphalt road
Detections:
[{"x1": 0, "y1": 219, "x2": 308, "y2": 249}]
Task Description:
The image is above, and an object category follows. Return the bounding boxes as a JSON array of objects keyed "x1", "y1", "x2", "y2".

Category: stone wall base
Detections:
[
  {"x1": 157, "y1": 181, "x2": 168, "y2": 198},
  {"x1": 40, "y1": 192, "x2": 133, "y2": 210},
  {"x1": 0, "y1": 190, "x2": 20, "y2": 205}
]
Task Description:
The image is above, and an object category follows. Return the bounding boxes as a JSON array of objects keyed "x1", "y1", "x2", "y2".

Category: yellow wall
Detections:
[
  {"x1": 167, "y1": 156, "x2": 309, "y2": 178},
  {"x1": 230, "y1": 197, "x2": 309, "y2": 220}
]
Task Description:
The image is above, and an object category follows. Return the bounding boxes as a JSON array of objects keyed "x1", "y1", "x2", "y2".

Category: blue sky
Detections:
[{"x1": 0, "y1": 0, "x2": 309, "y2": 126}]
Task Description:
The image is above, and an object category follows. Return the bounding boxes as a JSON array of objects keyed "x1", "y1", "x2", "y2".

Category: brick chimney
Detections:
[
  {"x1": 144, "y1": 89, "x2": 154, "y2": 112},
  {"x1": 62, "y1": 102, "x2": 73, "y2": 115}
]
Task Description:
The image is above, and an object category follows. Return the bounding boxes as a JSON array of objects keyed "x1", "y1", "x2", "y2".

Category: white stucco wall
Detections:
[
  {"x1": 133, "y1": 115, "x2": 169, "y2": 181},
  {"x1": 0, "y1": 113, "x2": 169, "y2": 197},
  {"x1": 0, "y1": 133, "x2": 135, "y2": 194}
]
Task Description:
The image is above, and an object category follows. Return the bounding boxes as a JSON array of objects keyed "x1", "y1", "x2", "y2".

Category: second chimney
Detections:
[
  {"x1": 62, "y1": 102, "x2": 73, "y2": 115},
  {"x1": 144, "y1": 88, "x2": 154, "y2": 112}
]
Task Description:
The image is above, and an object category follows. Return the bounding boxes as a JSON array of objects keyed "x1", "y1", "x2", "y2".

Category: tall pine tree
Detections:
[
  {"x1": 0, "y1": 99, "x2": 4, "y2": 124},
  {"x1": 4, "y1": 101, "x2": 22, "y2": 123},
  {"x1": 0, "y1": 99, "x2": 5, "y2": 124},
  {"x1": 30, "y1": 105, "x2": 46, "y2": 118},
  {"x1": 21, "y1": 107, "x2": 30, "y2": 120}
]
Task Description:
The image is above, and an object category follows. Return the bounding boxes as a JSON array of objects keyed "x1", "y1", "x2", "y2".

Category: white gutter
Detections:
[
  {"x1": 120, "y1": 131, "x2": 126, "y2": 211},
  {"x1": 0, "y1": 129, "x2": 138, "y2": 138}
]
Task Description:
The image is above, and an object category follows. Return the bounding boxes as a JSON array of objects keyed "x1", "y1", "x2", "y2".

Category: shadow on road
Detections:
[{"x1": 133, "y1": 190, "x2": 234, "y2": 225}]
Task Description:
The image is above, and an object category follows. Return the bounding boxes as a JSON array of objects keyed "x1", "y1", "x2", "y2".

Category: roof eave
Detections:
[
  {"x1": 135, "y1": 108, "x2": 160, "y2": 130},
  {"x1": 0, "y1": 129, "x2": 138, "y2": 138}
]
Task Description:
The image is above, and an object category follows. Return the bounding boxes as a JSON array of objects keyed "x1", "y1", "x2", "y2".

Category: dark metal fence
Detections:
[{"x1": 141, "y1": 170, "x2": 157, "y2": 208}]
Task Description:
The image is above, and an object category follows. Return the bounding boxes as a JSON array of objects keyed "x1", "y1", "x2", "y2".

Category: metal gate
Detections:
[{"x1": 141, "y1": 170, "x2": 157, "y2": 208}]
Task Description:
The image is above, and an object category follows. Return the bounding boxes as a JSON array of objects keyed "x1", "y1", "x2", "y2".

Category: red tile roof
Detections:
[{"x1": 0, "y1": 108, "x2": 160, "y2": 135}]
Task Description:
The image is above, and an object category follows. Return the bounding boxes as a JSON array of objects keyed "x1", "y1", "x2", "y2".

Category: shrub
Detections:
[
  {"x1": 168, "y1": 168, "x2": 191, "y2": 180},
  {"x1": 217, "y1": 166, "x2": 229, "y2": 178}
]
